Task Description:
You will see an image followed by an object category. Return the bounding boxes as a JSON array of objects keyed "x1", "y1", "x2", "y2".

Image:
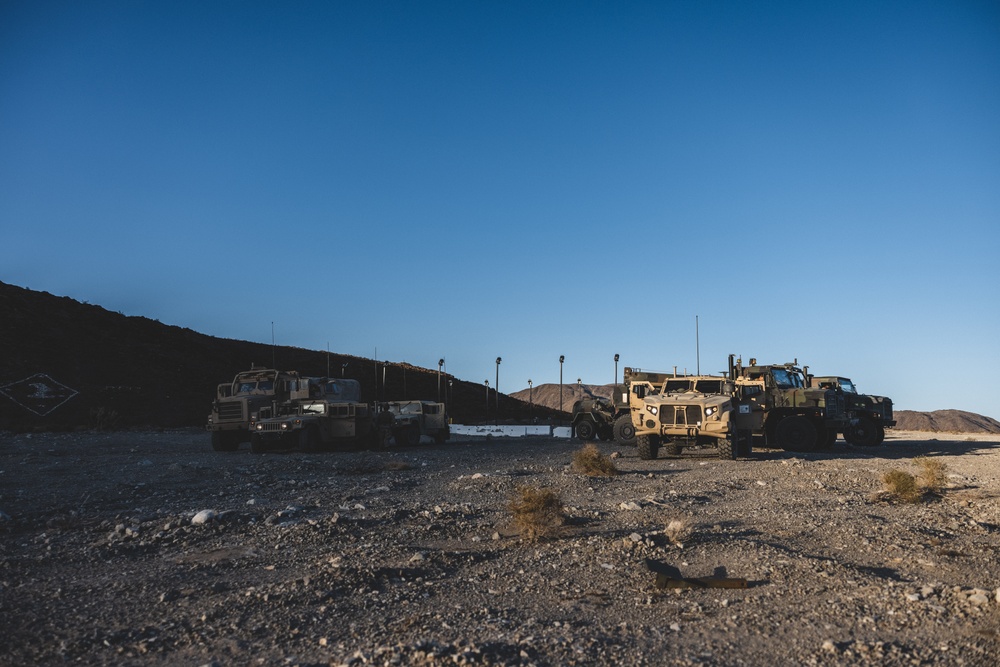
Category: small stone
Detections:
[
  {"x1": 822, "y1": 640, "x2": 837, "y2": 653},
  {"x1": 921, "y1": 586, "x2": 935, "y2": 598},
  {"x1": 629, "y1": 533, "x2": 643, "y2": 543},
  {"x1": 968, "y1": 593, "x2": 990, "y2": 606},
  {"x1": 192, "y1": 510, "x2": 218, "y2": 525},
  {"x1": 491, "y1": 532, "x2": 501, "y2": 541},
  {"x1": 756, "y1": 480, "x2": 767, "y2": 486},
  {"x1": 246, "y1": 499, "x2": 256, "y2": 505},
  {"x1": 670, "y1": 623, "x2": 681, "y2": 632}
]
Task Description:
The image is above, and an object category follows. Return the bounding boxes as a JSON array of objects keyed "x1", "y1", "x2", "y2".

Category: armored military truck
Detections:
[
  {"x1": 379, "y1": 400, "x2": 450, "y2": 445},
  {"x1": 729, "y1": 356, "x2": 849, "y2": 452},
  {"x1": 207, "y1": 367, "x2": 304, "y2": 451},
  {"x1": 811, "y1": 376, "x2": 895, "y2": 446},
  {"x1": 248, "y1": 379, "x2": 390, "y2": 453},
  {"x1": 629, "y1": 382, "x2": 749, "y2": 460},
  {"x1": 571, "y1": 396, "x2": 616, "y2": 441}
]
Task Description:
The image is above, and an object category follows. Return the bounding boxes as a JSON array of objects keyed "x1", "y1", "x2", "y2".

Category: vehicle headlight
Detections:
[
  {"x1": 255, "y1": 423, "x2": 263, "y2": 431},
  {"x1": 706, "y1": 407, "x2": 716, "y2": 416},
  {"x1": 280, "y1": 422, "x2": 289, "y2": 430},
  {"x1": 646, "y1": 405, "x2": 658, "y2": 415}
]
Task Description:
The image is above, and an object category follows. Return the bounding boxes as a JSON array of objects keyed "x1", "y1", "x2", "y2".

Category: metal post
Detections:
[
  {"x1": 484, "y1": 380, "x2": 490, "y2": 424},
  {"x1": 614, "y1": 353, "x2": 619, "y2": 392},
  {"x1": 495, "y1": 357, "x2": 501, "y2": 426},
  {"x1": 437, "y1": 358, "x2": 444, "y2": 403},
  {"x1": 528, "y1": 379, "x2": 533, "y2": 422},
  {"x1": 559, "y1": 355, "x2": 564, "y2": 413}
]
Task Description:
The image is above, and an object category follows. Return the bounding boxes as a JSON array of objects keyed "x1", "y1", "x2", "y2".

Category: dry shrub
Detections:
[
  {"x1": 664, "y1": 518, "x2": 692, "y2": 546},
  {"x1": 882, "y1": 469, "x2": 922, "y2": 503},
  {"x1": 509, "y1": 486, "x2": 564, "y2": 542},
  {"x1": 384, "y1": 460, "x2": 413, "y2": 471},
  {"x1": 89, "y1": 407, "x2": 120, "y2": 431},
  {"x1": 572, "y1": 444, "x2": 619, "y2": 477},
  {"x1": 914, "y1": 457, "x2": 947, "y2": 493}
]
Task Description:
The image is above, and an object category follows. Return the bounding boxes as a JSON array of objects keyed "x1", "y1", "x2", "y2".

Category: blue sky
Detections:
[{"x1": 2, "y1": 1, "x2": 999, "y2": 419}]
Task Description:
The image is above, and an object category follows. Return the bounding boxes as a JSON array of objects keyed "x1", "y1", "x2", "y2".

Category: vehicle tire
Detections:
[
  {"x1": 613, "y1": 414, "x2": 636, "y2": 446},
  {"x1": 211, "y1": 431, "x2": 239, "y2": 452},
  {"x1": 396, "y1": 426, "x2": 421, "y2": 447},
  {"x1": 636, "y1": 434, "x2": 659, "y2": 460},
  {"x1": 815, "y1": 426, "x2": 835, "y2": 450},
  {"x1": 575, "y1": 420, "x2": 596, "y2": 442},
  {"x1": 717, "y1": 431, "x2": 737, "y2": 460},
  {"x1": 249, "y1": 433, "x2": 267, "y2": 454},
  {"x1": 662, "y1": 440, "x2": 682, "y2": 456},
  {"x1": 845, "y1": 417, "x2": 880, "y2": 447},
  {"x1": 823, "y1": 428, "x2": 837, "y2": 449},
  {"x1": 775, "y1": 415, "x2": 818, "y2": 452},
  {"x1": 433, "y1": 431, "x2": 447, "y2": 444},
  {"x1": 875, "y1": 424, "x2": 886, "y2": 445}
]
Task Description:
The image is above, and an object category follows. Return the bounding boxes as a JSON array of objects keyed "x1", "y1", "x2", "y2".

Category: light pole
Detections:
[
  {"x1": 495, "y1": 357, "x2": 502, "y2": 425},
  {"x1": 577, "y1": 378, "x2": 582, "y2": 402},
  {"x1": 448, "y1": 379, "x2": 453, "y2": 407},
  {"x1": 437, "y1": 358, "x2": 445, "y2": 403},
  {"x1": 528, "y1": 379, "x2": 533, "y2": 422},
  {"x1": 559, "y1": 355, "x2": 565, "y2": 413},
  {"x1": 341, "y1": 362, "x2": 348, "y2": 378},
  {"x1": 614, "y1": 353, "x2": 619, "y2": 391},
  {"x1": 484, "y1": 380, "x2": 490, "y2": 424}
]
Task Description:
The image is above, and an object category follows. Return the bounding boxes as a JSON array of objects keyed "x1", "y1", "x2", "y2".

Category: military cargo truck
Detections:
[
  {"x1": 207, "y1": 367, "x2": 304, "y2": 451},
  {"x1": 729, "y1": 356, "x2": 849, "y2": 452},
  {"x1": 248, "y1": 379, "x2": 391, "y2": 453},
  {"x1": 629, "y1": 382, "x2": 750, "y2": 460},
  {"x1": 812, "y1": 376, "x2": 895, "y2": 446},
  {"x1": 379, "y1": 400, "x2": 450, "y2": 445}
]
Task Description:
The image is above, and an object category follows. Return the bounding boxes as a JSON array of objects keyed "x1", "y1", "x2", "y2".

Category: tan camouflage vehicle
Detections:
[
  {"x1": 207, "y1": 367, "x2": 304, "y2": 451},
  {"x1": 729, "y1": 356, "x2": 850, "y2": 452},
  {"x1": 248, "y1": 378, "x2": 391, "y2": 453},
  {"x1": 629, "y1": 381, "x2": 750, "y2": 460},
  {"x1": 379, "y1": 400, "x2": 450, "y2": 446}
]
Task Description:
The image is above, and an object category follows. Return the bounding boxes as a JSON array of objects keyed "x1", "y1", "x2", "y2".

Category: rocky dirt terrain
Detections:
[{"x1": 2, "y1": 429, "x2": 999, "y2": 666}]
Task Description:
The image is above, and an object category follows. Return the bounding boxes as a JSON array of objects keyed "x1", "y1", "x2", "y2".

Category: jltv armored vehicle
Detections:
[
  {"x1": 729, "y1": 356, "x2": 849, "y2": 452},
  {"x1": 248, "y1": 379, "x2": 391, "y2": 453},
  {"x1": 207, "y1": 367, "x2": 304, "y2": 451},
  {"x1": 629, "y1": 381, "x2": 749, "y2": 460},
  {"x1": 379, "y1": 400, "x2": 450, "y2": 445},
  {"x1": 812, "y1": 376, "x2": 894, "y2": 446}
]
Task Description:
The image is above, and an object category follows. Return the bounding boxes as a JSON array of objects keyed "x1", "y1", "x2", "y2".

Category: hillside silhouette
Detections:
[{"x1": 0, "y1": 281, "x2": 563, "y2": 431}]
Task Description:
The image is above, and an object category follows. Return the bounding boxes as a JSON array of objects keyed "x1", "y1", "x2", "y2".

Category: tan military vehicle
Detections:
[
  {"x1": 248, "y1": 378, "x2": 391, "y2": 452},
  {"x1": 380, "y1": 400, "x2": 450, "y2": 445},
  {"x1": 629, "y1": 381, "x2": 749, "y2": 460},
  {"x1": 207, "y1": 367, "x2": 304, "y2": 451}
]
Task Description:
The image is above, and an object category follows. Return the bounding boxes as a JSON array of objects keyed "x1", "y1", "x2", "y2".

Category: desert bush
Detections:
[
  {"x1": 509, "y1": 486, "x2": 564, "y2": 542},
  {"x1": 572, "y1": 444, "x2": 619, "y2": 477},
  {"x1": 914, "y1": 457, "x2": 947, "y2": 493},
  {"x1": 664, "y1": 518, "x2": 692, "y2": 546},
  {"x1": 882, "y1": 469, "x2": 922, "y2": 503}
]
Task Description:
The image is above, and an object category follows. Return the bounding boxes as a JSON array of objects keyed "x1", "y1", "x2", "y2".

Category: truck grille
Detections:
[
  {"x1": 217, "y1": 402, "x2": 245, "y2": 422},
  {"x1": 256, "y1": 422, "x2": 290, "y2": 433},
  {"x1": 823, "y1": 390, "x2": 846, "y2": 420},
  {"x1": 660, "y1": 405, "x2": 702, "y2": 426}
]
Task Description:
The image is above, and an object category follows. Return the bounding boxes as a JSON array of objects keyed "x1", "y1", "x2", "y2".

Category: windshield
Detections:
[
  {"x1": 839, "y1": 379, "x2": 857, "y2": 393},
  {"x1": 771, "y1": 369, "x2": 804, "y2": 389},
  {"x1": 300, "y1": 402, "x2": 327, "y2": 415}
]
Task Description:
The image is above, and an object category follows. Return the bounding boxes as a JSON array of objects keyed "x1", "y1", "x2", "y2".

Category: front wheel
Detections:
[
  {"x1": 613, "y1": 414, "x2": 636, "y2": 447},
  {"x1": 575, "y1": 420, "x2": 596, "y2": 442},
  {"x1": 775, "y1": 415, "x2": 818, "y2": 452},
  {"x1": 636, "y1": 434, "x2": 660, "y2": 460},
  {"x1": 717, "y1": 431, "x2": 737, "y2": 460},
  {"x1": 845, "y1": 417, "x2": 881, "y2": 447},
  {"x1": 249, "y1": 433, "x2": 267, "y2": 454}
]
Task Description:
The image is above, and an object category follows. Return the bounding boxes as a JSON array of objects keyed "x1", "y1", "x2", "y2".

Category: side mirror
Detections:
[{"x1": 634, "y1": 384, "x2": 646, "y2": 399}]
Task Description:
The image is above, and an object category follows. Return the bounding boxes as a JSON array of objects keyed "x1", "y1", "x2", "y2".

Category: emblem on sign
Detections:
[{"x1": 0, "y1": 373, "x2": 79, "y2": 416}]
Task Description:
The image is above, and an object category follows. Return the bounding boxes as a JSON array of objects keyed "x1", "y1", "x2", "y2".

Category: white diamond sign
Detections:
[{"x1": 0, "y1": 373, "x2": 79, "y2": 416}]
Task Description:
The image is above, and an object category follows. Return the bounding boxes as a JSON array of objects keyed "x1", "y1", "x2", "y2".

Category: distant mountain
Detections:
[
  {"x1": 0, "y1": 281, "x2": 561, "y2": 431},
  {"x1": 511, "y1": 385, "x2": 1000, "y2": 434}
]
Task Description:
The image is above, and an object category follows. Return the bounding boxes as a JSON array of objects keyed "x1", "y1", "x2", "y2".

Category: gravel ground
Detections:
[{"x1": 1, "y1": 429, "x2": 999, "y2": 666}]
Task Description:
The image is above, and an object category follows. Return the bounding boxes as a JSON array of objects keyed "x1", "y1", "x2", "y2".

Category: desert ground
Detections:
[{"x1": 1, "y1": 428, "x2": 998, "y2": 666}]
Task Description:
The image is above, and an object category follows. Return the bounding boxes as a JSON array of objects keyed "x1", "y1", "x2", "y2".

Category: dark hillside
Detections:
[{"x1": 0, "y1": 281, "x2": 562, "y2": 431}]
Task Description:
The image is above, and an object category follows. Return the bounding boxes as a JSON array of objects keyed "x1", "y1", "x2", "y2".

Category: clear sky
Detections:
[{"x1": 2, "y1": 1, "x2": 999, "y2": 419}]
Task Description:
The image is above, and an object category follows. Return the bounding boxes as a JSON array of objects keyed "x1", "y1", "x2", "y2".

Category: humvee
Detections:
[
  {"x1": 729, "y1": 356, "x2": 850, "y2": 452},
  {"x1": 248, "y1": 379, "x2": 391, "y2": 452},
  {"x1": 629, "y1": 382, "x2": 750, "y2": 460},
  {"x1": 207, "y1": 367, "x2": 304, "y2": 451},
  {"x1": 811, "y1": 376, "x2": 894, "y2": 446},
  {"x1": 379, "y1": 400, "x2": 450, "y2": 445}
]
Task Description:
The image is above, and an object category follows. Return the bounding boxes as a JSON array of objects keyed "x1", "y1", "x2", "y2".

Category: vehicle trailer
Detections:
[
  {"x1": 811, "y1": 376, "x2": 895, "y2": 446},
  {"x1": 379, "y1": 400, "x2": 450, "y2": 445},
  {"x1": 729, "y1": 355, "x2": 850, "y2": 453},
  {"x1": 206, "y1": 367, "x2": 304, "y2": 451}
]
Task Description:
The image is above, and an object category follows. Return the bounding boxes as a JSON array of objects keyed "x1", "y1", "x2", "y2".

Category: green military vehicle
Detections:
[
  {"x1": 811, "y1": 376, "x2": 894, "y2": 446},
  {"x1": 207, "y1": 367, "x2": 305, "y2": 451},
  {"x1": 248, "y1": 378, "x2": 391, "y2": 453},
  {"x1": 571, "y1": 396, "x2": 616, "y2": 442},
  {"x1": 380, "y1": 400, "x2": 451, "y2": 445},
  {"x1": 629, "y1": 381, "x2": 750, "y2": 460},
  {"x1": 730, "y1": 356, "x2": 849, "y2": 452}
]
